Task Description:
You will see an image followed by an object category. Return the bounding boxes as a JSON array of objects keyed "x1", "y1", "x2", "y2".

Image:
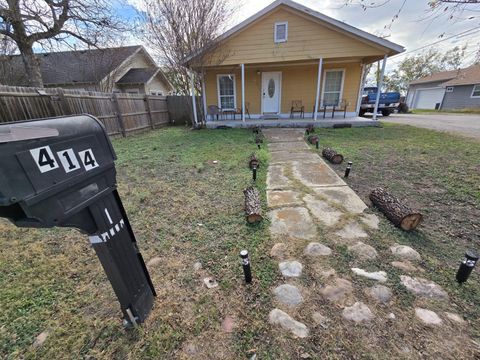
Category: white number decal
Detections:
[
  {"x1": 57, "y1": 148, "x2": 80, "y2": 173},
  {"x1": 79, "y1": 149, "x2": 99, "y2": 171},
  {"x1": 30, "y1": 146, "x2": 59, "y2": 173}
]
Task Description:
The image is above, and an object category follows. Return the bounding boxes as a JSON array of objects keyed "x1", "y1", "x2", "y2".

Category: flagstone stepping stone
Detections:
[
  {"x1": 267, "y1": 165, "x2": 292, "y2": 189},
  {"x1": 221, "y1": 315, "x2": 235, "y2": 333},
  {"x1": 312, "y1": 312, "x2": 329, "y2": 328},
  {"x1": 263, "y1": 129, "x2": 305, "y2": 143},
  {"x1": 444, "y1": 312, "x2": 465, "y2": 324},
  {"x1": 351, "y1": 268, "x2": 387, "y2": 282},
  {"x1": 313, "y1": 187, "x2": 367, "y2": 214},
  {"x1": 415, "y1": 308, "x2": 442, "y2": 326},
  {"x1": 390, "y1": 244, "x2": 421, "y2": 261},
  {"x1": 320, "y1": 278, "x2": 354, "y2": 305},
  {"x1": 267, "y1": 190, "x2": 303, "y2": 208},
  {"x1": 279, "y1": 261, "x2": 303, "y2": 277},
  {"x1": 33, "y1": 331, "x2": 49, "y2": 348},
  {"x1": 391, "y1": 260, "x2": 419, "y2": 273},
  {"x1": 342, "y1": 302, "x2": 374, "y2": 323},
  {"x1": 348, "y1": 242, "x2": 378, "y2": 260},
  {"x1": 304, "y1": 242, "x2": 332, "y2": 257},
  {"x1": 268, "y1": 141, "x2": 309, "y2": 152},
  {"x1": 273, "y1": 284, "x2": 304, "y2": 306},
  {"x1": 335, "y1": 222, "x2": 368, "y2": 240},
  {"x1": 269, "y1": 207, "x2": 317, "y2": 240},
  {"x1": 270, "y1": 243, "x2": 288, "y2": 258},
  {"x1": 268, "y1": 309, "x2": 309, "y2": 338},
  {"x1": 400, "y1": 275, "x2": 448, "y2": 300},
  {"x1": 361, "y1": 214, "x2": 380, "y2": 229},
  {"x1": 303, "y1": 195, "x2": 343, "y2": 226},
  {"x1": 365, "y1": 285, "x2": 392, "y2": 303},
  {"x1": 292, "y1": 161, "x2": 346, "y2": 188}
]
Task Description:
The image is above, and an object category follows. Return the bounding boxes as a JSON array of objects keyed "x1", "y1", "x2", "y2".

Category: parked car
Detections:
[{"x1": 360, "y1": 87, "x2": 401, "y2": 117}]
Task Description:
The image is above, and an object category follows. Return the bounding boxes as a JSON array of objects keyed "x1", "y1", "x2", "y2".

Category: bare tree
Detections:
[
  {"x1": 0, "y1": 0, "x2": 127, "y2": 87},
  {"x1": 143, "y1": 0, "x2": 237, "y2": 96}
]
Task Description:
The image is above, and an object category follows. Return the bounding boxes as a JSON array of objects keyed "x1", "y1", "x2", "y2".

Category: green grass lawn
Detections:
[
  {"x1": 411, "y1": 108, "x2": 480, "y2": 115},
  {"x1": 1, "y1": 124, "x2": 479, "y2": 359}
]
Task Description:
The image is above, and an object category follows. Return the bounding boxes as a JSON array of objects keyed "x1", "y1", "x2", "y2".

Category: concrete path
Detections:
[
  {"x1": 383, "y1": 113, "x2": 480, "y2": 140},
  {"x1": 263, "y1": 128, "x2": 456, "y2": 340}
]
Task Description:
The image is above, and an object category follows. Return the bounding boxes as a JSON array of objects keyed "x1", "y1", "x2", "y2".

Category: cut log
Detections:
[
  {"x1": 244, "y1": 186, "x2": 263, "y2": 223},
  {"x1": 306, "y1": 125, "x2": 314, "y2": 134},
  {"x1": 307, "y1": 135, "x2": 319, "y2": 145},
  {"x1": 369, "y1": 187, "x2": 423, "y2": 231},
  {"x1": 322, "y1": 148, "x2": 344, "y2": 164},
  {"x1": 248, "y1": 154, "x2": 259, "y2": 169}
]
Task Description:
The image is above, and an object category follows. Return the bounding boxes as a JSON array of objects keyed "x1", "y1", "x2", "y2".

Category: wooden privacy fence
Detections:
[
  {"x1": 167, "y1": 95, "x2": 203, "y2": 126},
  {"x1": 0, "y1": 85, "x2": 170, "y2": 136}
]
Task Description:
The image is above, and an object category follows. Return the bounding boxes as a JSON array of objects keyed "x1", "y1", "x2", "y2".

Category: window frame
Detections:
[
  {"x1": 274, "y1": 21, "x2": 288, "y2": 43},
  {"x1": 321, "y1": 68, "x2": 346, "y2": 108},
  {"x1": 216, "y1": 74, "x2": 237, "y2": 110},
  {"x1": 471, "y1": 84, "x2": 480, "y2": 98}
]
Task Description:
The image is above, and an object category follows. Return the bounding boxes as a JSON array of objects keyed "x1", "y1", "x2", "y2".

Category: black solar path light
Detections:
[
  {"x1": 456, "y1": 250, "x2": 478, "y2": 284},
  {"x1": 240, "y1": 250, "x2": 252, "y2": 284},
  {"x1": 344, "y1": 161, "x2": 353, "y2": 178}
]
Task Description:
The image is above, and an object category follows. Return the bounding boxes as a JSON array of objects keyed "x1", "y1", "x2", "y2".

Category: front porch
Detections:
[{"x1": 205, "y1": 116, "x2": 379, "y2": 128}]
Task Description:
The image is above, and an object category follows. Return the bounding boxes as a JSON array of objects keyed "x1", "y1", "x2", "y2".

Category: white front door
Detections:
[{"x1": 262, "y1": 72, "x2": 281, "y2": 114}]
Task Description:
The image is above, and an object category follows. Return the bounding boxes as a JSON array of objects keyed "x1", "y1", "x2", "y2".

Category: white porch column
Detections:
[
  {"x1": 313, "y1": 57, "x2": 323, "y2": 121},
  {"x1": 373, "y1": 55, "x2": 387, "y2": 121},
  {"x1": 241, "y1": 63, "x2": 245, "y2": 122},
  {"x1": 190, "y1": 70, "x2": 198, "y2": 126},
  {"x1": 355, "y1": 63, "x2": 366, "y2": 115},
  {"x1": 201, "y1": 71, "x2": 208, "y2": 123}
]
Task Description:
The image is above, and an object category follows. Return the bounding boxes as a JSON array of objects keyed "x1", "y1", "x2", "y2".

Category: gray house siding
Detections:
[{"x1": 441, "y1": 85, "x2": 480, "y2": 110}]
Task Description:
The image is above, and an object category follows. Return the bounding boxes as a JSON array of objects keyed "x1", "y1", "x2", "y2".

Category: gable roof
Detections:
[
  {"x1": 0, "y1": 45, "x2": 154, "y2": 86},
  {"x1": 183, "y1": 0, "x2": 404, "y2": 65},
  {"x1": 117, "y1": 68, "x2": 160, "y2": 84},
  {"x1": 409, "y1": 69, "x2": 460, "y2": 85},
  {"x1": 441, "y1": 64, "x2": 480, "y2": 87}
]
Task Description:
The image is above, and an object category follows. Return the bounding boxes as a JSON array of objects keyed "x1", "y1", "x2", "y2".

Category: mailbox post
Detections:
[{"x1": 0, "y1": 115, "x2": 155, "y2": 326}]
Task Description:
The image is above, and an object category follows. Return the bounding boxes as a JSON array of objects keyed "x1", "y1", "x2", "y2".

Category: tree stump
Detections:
[
  {"x1": 244, "y1": 187, "x2": 263, "y2": 223},
  {"x1": 307, "y1": 135, "x2": 319, "y2": 145},
  {"x1": 322, "y1": 148, "x2": 344, "y2": 164},
  {"x1": 248, "y1": 154, "x2": 259, "y2": 169},
  {"x1": 369, "y1": 187, "x2": 423, "y2": 231}
]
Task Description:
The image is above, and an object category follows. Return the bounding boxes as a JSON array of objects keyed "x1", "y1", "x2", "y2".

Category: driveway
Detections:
[{"x1": 381, "y1": 113, "x2": 480, "y2": 139}]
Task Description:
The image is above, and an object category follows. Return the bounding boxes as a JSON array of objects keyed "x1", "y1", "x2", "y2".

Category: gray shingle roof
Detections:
[
  {"x1": 1, "y1": 45, "x2": 143, "y2": 85},
  {"x1": 116, "y1": 68, "x2": 159, "y2": 84}
]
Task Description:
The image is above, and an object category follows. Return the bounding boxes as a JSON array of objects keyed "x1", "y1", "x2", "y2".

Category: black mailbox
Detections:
[{"x1": 0, "y1": 115, "x2": 155, "y2": 326}]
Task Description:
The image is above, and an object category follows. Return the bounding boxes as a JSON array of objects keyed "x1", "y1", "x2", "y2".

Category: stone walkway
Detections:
[{"x1": 263, "y1": 128, "x2": 460, "y2": 339}]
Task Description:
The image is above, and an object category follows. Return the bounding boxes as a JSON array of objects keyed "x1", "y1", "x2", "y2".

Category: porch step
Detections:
[{"x1": 261, "y1": 115, "x2": 280, "y2": 120}]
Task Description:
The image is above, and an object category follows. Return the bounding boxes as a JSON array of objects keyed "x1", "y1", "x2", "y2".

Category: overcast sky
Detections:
[{"x1": 126, "y1": 0, "x2": 480, "y2": 69}]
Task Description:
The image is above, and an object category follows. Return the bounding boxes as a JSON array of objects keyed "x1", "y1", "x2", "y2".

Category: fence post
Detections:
[
  {"x1": 144, "y1": 95, "x2": 154, "y2": 129},
  {"x1": 57, "y1": 88, "x2": 72, "y2": 115},
  {"x1": 112, "y1": 93, "x2": 126, "y2": 137}
]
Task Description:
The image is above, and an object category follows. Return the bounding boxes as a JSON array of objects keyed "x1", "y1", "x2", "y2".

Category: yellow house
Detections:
[{"x1": 184, "y1": 0, "x2": 404, "y2": 123}]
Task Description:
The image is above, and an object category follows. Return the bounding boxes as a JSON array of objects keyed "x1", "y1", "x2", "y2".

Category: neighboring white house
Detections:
[{"x1": 406, "y1": 64, "x2": 480, "y2": 110}]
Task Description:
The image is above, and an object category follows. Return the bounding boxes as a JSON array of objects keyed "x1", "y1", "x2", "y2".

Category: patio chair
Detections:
[
  {"x1": 234, "y1": 102, "x2": 251, "y2": 120},
  {"x1": 290, "y1": 100, "x2": 304, "y2": 118},
  {"x1": 207, "y1": 105, "x2": 223, "y2": 121}
]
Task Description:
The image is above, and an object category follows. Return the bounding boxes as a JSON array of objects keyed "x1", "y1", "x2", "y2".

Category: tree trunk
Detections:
[
  {"x1": 243, "y1": 186, "x2": 263, "y2": 223},
  {"x1": 19, "y1": 45, "x2": 43, "y2": 87},
  {"x1": 369, "y1": 187, "x2": 423, "y2": 231},
  {"x1": 322, "y1": 148, "x2": 344, "y2": 164}
]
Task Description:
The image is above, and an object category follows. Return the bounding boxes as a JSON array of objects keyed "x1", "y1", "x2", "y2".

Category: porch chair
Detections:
[
  {"x1": 290, "y1": 100, "x2": 304, "y2": 118},
  {"x1": 207, "y1": 105, "x2": 223, "y2": 121},
  {"x1": 234, "y1": 102, "x2": 251, "y2": 120}
]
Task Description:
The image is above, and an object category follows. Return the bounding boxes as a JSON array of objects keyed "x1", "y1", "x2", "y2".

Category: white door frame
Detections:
[{"x1": 261, "y1": 71, "x2": 282, "y2": 114}]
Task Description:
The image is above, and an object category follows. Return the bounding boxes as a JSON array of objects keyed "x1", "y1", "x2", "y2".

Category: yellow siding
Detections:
[
  {"x1": 206, "y1": 6, "x2": 385, "y2": 66},
  {"x1": 205, "y1": 62, "x2": 362, "y2": 114}
]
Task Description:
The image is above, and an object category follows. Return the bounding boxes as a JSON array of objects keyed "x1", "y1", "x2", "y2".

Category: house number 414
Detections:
[{"x1": 30, "y1": 145, "x2": 99, "y2": 174}]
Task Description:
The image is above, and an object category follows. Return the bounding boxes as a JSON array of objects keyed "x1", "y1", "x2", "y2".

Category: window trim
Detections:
[
  {"x1": 217, "y1": 74, "x2": 237, "y2": 110},
  {"x1": 274, "y1": 21, "x2": 288, "y2": 43},
  {"x1": 321, "y1": 68, "x2": 345, "y2": 108},
  {"x1": 471, "y1": 84, "x2": 480, "y2": 98}
]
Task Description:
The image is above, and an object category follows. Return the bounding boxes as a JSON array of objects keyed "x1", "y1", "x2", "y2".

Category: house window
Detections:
[
  {"x1": 274, "y1": 22, "x2": 288, "y2": 43},
  {"x1": 472, "y1": 84, "x2": 480, "y2": 98},
  {"x1": 217, "y1": 74, "x2": 236, "y2": 110},
  {"x1": 446, "y1": 86, "x2": 454, "y2": 93},
  {"x1": 322, "y1": 69, "x2": 344, "y2": 106}
]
